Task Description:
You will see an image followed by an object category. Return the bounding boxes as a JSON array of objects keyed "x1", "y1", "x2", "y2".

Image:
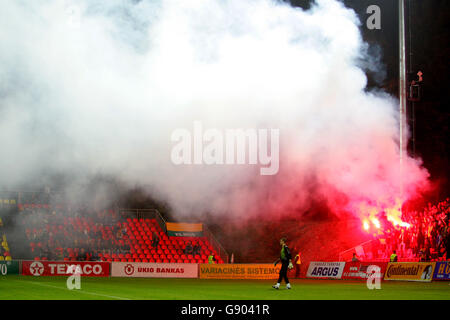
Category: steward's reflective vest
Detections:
[{"x1": 390, "y1": 254, "x2": 398, "y2": 262}]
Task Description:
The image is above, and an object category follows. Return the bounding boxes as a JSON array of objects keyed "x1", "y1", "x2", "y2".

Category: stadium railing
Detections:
[
  {"x1": 338, "y1": 240, "x2": 376, "y2": 261},
  {"x1": 119, "y1": 208, "x2": 167, "y2": 233},
  {"x1": 203, "y1": 224, "x2": 229, "y2": 264}
]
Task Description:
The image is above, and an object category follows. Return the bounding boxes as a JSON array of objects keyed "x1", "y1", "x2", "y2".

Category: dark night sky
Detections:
[{"x1": 289, "y1": 0, "x2": 449, "y2": 200}]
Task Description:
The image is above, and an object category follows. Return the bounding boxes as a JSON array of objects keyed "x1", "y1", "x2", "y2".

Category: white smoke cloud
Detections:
[{"x1": 0, "y1": 0, "x2": 428, "y2": 219}]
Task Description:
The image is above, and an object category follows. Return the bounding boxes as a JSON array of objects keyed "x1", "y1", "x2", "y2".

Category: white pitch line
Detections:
[{"x1": 13, "y1": 279, "x2": 132, "y2": 300}]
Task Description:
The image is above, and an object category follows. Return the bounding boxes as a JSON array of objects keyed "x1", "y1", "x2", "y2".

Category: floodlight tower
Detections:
[
  {"x1": 399, "y1": 0, "x2": 407, "y2": 166},
  {"x1": 399, "y1": 0, "x2": 407, "y2": 211}
]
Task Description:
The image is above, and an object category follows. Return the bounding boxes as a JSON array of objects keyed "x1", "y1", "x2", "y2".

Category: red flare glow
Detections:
[
  {"x1": 359, "y1": 198, "x2": 411, "y2": 234},
  {"x1": 363, "y1": 220, "x2": 370, "y2": 231}
]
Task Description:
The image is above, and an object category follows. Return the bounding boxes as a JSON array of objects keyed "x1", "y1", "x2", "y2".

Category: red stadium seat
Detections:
[{"x1": 183, "y1": 259, "x2": 189, "y2": 263}]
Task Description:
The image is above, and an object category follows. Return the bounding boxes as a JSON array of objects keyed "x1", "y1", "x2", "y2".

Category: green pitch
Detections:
[{"x1": 1, "y1": 275, "x2": 449, "y2": 300}]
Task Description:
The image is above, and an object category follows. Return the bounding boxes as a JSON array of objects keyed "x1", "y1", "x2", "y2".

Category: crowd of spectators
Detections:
[
  {"x1": 19, "y1": 206, "x2": 130, "y2": 261},
  {"x1": 370, "y1": 199, "x2": 450, "y2": 261},
  {"x1": 0, "y1": 216, "x2": 11, "y2": 260},
  {"x1": 183, "y1": 241, "x2": 201, "y2": 255}
]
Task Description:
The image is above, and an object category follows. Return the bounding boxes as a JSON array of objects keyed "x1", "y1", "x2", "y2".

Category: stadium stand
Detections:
[
  {"x1": 340, "y1": 199, "x2": 450, "y2": 262},
  {"x1": 118, "y1": 218, "x2": 222, "y2": 264},
  {"x1": 17, "y1": 206, "x2": 223, "y2": 263},
  {"x1": 0, "y1": 219, "x2": 12, "y2": 261}
]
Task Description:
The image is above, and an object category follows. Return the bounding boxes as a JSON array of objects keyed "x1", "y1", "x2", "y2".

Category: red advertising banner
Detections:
[
  {"x1": 341, "y1": 261, "x2": 387, "y2": 280},
  {"x1": 22, "y1": 261, "x2": 110, "y2": 277}
]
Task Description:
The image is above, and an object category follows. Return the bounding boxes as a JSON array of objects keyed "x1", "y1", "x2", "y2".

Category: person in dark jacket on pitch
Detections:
[{"x1": 273, "y1": 237, "x2": 293, "y2": 290}]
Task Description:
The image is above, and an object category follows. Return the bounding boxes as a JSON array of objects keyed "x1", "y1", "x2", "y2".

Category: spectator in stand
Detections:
[
  {"x1": 351, "y1": 252, "x2": 359, "y2": 262},
  {"x1": 193, "y1": 243, "x2": 201, "y2": 255},
  {"x1": 184, "y1": 241, "x2": 194, "y2": 255},
  {"x1": 56, "y1": 249, "x2": 64, "y2": 261},
  {"x1": 119, "y1": 224, "x2": 127, "y2": 237},
  {"x1": 152, "y1": 232, "x2": 160, "y2": 248},
  {"x1": 444, "y1": 232, "x2": 450, "y2": 260},
  {"x1": 116, "y1": 227, "x2": 123, "y2": 240},
  {"x1": 90, "y1": 250, "x2": 99, "y2": 261},
  {"x1": 41, "y1": 243, "x2": 50, "y2": 260},
  {"x1": 78, "y1": 248, "x2": 88, "y2": 261},
  {"x1": 418, "y1": 249, "x2": 427, "y2": 262}
]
